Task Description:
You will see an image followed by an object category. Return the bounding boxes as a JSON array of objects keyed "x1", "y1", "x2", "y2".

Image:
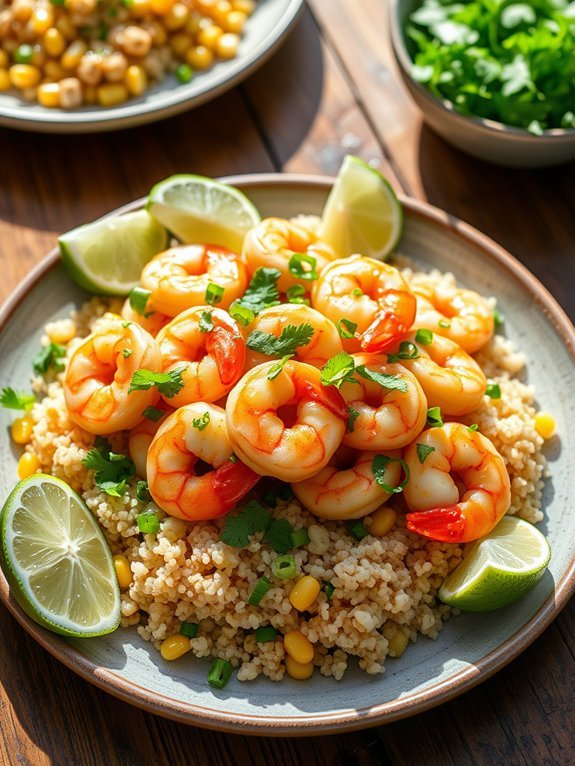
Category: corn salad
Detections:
[{"x1": 0, "y1": 0, "x2": 256, "y2": 108}]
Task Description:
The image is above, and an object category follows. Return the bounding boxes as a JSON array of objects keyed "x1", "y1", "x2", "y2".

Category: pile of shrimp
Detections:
[{"x1": 62, "y1": 215, "x2": 508, "y2": 545}]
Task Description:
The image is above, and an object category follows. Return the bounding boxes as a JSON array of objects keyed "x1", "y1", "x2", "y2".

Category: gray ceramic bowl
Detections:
[
  {"x1": 389, "y1": 0, "x2": 575, "y2": 167},
  {"x1": 0, "y1": 175, "x2": 574, "y2": 734}
]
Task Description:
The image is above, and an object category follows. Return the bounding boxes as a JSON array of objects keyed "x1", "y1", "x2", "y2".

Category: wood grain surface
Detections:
[{"x1": 0, "y1": 1, "x2": 574, "y2": 764}]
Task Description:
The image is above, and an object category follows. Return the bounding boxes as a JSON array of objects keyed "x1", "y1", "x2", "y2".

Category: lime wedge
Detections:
[
  {"x1": 59, "y1": 209, "x2": 169, "y2": 296},
  {"x1": 319, "y1": 155, "x2": 403, "y2": 261},
  {"x1": 0, "y1": 475, "x2": 120, "y2": 637},
  {"x1": 438, "y1": 516, "x2": 551, "y2": 612},
  {"x1": 147, "y1": 174, "x2": 260, "y2": 254}
]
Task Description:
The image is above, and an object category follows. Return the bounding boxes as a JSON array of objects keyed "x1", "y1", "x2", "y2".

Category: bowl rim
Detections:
[
  {"x1": 388, "y1": 0, "x2": 575, "y2": 141},
  {"x1": 0, "y1": 173, "x2": 574, "y2": 736}
]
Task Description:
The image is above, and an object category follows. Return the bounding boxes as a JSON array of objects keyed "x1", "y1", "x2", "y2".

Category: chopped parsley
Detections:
[
  {"x1": 33, "y1": 342, "x2": 66, "y2": 375},
  {"x1": 129, "y1": 286, "x2": 151, "y2": 315},
  {"x1": 416, "y1": 443, "x2": 435, "y2": 464},
  {"x1": 205, "y1": 283, "x2": 224, "y2": 306},
  {"x1": 192, "y1": 411, "x2": 210, "y2": 431},
  {"x1": 82, "y1": 437, "x2": 135, "y2": 497},
  {"x1": 247, "y1": 322, "x2": 314, "y2": 357},
  {"x1": 128, "y1": 367, "x2": 186, "y2": 398},
  {"x1": 372, "y1": 454, "x2": 410, "y2": 494},
  {"x1": 0, "y1": 387, "x2": 35, "y2": 411}
]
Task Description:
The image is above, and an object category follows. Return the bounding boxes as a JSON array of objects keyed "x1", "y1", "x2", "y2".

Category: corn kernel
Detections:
[
  {"x1": 165, "y1": 2, "x2": 189, "y2": 30},
  {"x1": 31, "y1": 5, "x2": 54, "y2": 35},
  {"x1": 113, "y1": 554, "x2": 133, "y2": 590},
  {"x1": 130, "y1": 0, "x2": 151, "y2": 16},
  {"x1": 223, "y1": 9, "x2": 246, "y2": 33},
  {"x1": 285, "y1": 655, "x2": 314, "y2": 680},
  {"x1": 124, "y1": 64, "x2": 147, "y2": 96},
  {"x1": 215, "y1": 32, "x2": 239, "y2": 59},
  {"x1": 150, "y1": 0, "x2": 175, "y2": 15},
  {"x1": 55, "y1": 15, "x2": 76, "y2": 40},
  {"x1": 0, "y1": 69, "x2": 10, "y2": 91},
  {"x1": 283, "y1": 630, "x2": 314, "y2": 664},
  {"x1": 289, "y1": 575, "x2": 321, "y2": 612},
  {"x1": 97, "y1": 82, "x2": 128, "y2": 106},
  {"x1": 12, "y1": 0, "x2": 34, "y2": 23},
  {"x1": 212, "y1": 0, "x2": 232, "y2": 23},
  {"x1": 388, "y1": 629, "x2": 409, "y2": 658},
  {"x1": 197, "y1": 24, "x2": 223, "y2": 50},
  {"x1": 43, "y1": 28, "x2": 66, "y2": 58},
  {"x1": 61, "y1": 40, "x2": 88, "y2": 70},
  {"x1": 185, "y1": 44, "x2": 213, "y2": 70},
  {"x1": 84, "y1": 85, "x2": 97, "y2": 104},
  {"x1": 169, "y1": 32, "x2": 192, "y2": 57},
  {"x1": 0, "y1": 50, "x2": 8, "y2": 69},
  {"x1": 184, "y1": 10, "x2": 202, "y2": 34},
  {"x1": 44, "y1": 60, "x2": 67, "y2": 81},
  {"x1": 18, "y1": 452, "x2": 40, "y2": 480},
  {"x1": 11, "y1": 416, "x2": 34, "y2": 445},
  {"x1": 534, "y1": 412, "x2": 556, "y2": 439},
  {"x1": 37, "y1": 82, "x2": 61, "y2": 107},
  {"x1": 46, "y1": 318, "x2": 76, "y2": 345},
  {"x1": 9, "y1": 64, "x2": 41, "y2": 89},
  {"x1": 232, "y1": 0, "x2": 254, "y2": 14},
  {"x1": 160, "y1": 634, "x2": 191, "y2": 660},
  {"x1": 369, "y1": 507, "x2": 397, "y2": 537},
  {"x1": 146, "y1": 20, "x2": 168, "y2": 45}
]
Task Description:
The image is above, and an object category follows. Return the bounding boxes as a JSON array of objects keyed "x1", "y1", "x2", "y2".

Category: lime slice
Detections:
[
  {"x1": 0, "y1": 475, "x2": 120, "y2": 637},
  {"x1": 147, "y1": 174, "x2": 260, "y2": 254},
  {"x1": 59, "y1": 209, "x2": 169, "y2": 296},
  {"x1": 319, "y1": 155, "x2": 403, "y2": 261},
  {"x1": 438, "y1": 516, "x2": 551, "y2": 612}
]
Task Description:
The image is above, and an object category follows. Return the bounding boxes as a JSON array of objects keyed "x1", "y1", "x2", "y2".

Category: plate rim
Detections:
[
  {"x1": 0, "y1": 173, "x2": 574, "y2": 735},
  {"x1": 0, "y1": 0, "x2": 305, "y2": 134}
]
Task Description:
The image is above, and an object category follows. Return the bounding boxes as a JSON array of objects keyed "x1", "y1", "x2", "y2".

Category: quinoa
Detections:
[{"x1": 22, "y1": 276, "x2": 551, "y2": 682}]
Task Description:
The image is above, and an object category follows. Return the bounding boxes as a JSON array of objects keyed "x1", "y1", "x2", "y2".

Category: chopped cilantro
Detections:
[
  {"x1": 264, "y1": 518, "x2": 293, "y2": 554},
  {"x1": 320, "y1": 351, "x2": 357, "y2": 389},
  {"x1": 347, "y1": 406, "x2": 360, "y2": 432},
  {"x1": 142, "y1": 406, "x2": 165, "y2": 421},
  {"x1": 416, "y1": 443, "x2": 435, "y2": 464},
  {"x1": 128, "y1": 367, "x2": 185, "y2": 398},
  {"x1": 386, "y1": 341, "x2": 419, "y2": 364},
  {"x1": 494, "y1": 308, "x2": 504, "y2": 328},
  {"x1": 247, "y1": 322, "x2": 314, "y2": 357},
  {"x1": 192, "y1": 411, "x2": 210, "y2": 431},
  {"x1": 82, "y1": 437, "x2": 135, "y2": 497},
  {"x1": 355, "y1": 365, "x2": 408, "y2": 393},
  {"x1": 351, "y1": 287, "x2": 363, "y2": 297},
  {"x1": 33, "y1": 343, "x2": 66, "y2": 375},
  {"x1": 229, "y1": 302, "x2": 255, "y2": 327},
  {"x1": 220, "y1": 500, "x2": 271, "y2": 548},
  {"x1": 468, "y1": 423, "x2": 479, "y2": 432},
  {"x1": 0, "y1": 387, "x2": 35, "y2": 411},
  {"x1": 233, "y1": 267, "x2": 281, "y2": 315}
]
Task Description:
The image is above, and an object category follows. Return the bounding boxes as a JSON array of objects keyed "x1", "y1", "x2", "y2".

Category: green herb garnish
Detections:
[
  {"x1": 82, "y1": 437, "x2": 135, "y2": 497},
  {"x1": 286, "y1": 285, "x2": 309, "y2": 305},
  {"x1": 129, "y1": 286, "x2": 151, "y2": 315},
  {"x1": 0, "y1": 387, "x2": 35, "y2": 411},
  {"x1": 415, "y1": 328, "x2": 433, "y2": 345},
  {"x1": 426, "y1": 406, "x2": 444, "y2": 428},
  {"x1": 485, "y1": 382, "x2": 501, "y2": 399},
  {"x1": 247, "y1": 322, "x2": 314, "y2": 357},
  {"x1": 136, "y1": 480, "x2": 151, "y2": 503},
  {"x1": 233, "y1": 267, "x2": 281, "y2": 316},
  {"x1": 129, "y1": 367, "x2": 185, "y2": 398},
  {"x1": 336, "y1": 318, "x2": 358, "y2": 339},
  {"x1": 386, "y1": 341, "x2": 419, "y2": 364},
  {"x1": 264, "y1": 519, "x2": 294, "y2": 555},
  {"x1": 199, "y1": 310, "x2": 213, "y2": 333},
  {"x1": 33, "y1": 343, "x2": 66, "y2": 375},
  {"x1": 372, "y1": 454, "x2": 410, "y2": 494},
  {"x1": 192, "y1": 411, "x2": 210, "y2": 431},
  {"x1": 288, "y1": 252, "x2": 318, "y2": 281},
  {"x1": 416, "y1": 443, "x2": 435, "y2": 464},
  {"x1": 142, "y1": 406, "x2": 165, "y2": 421},
  {"x1": 267, "y1": 355, "x2": 293, "y2": 380},
  {"x1": 205, "y1": 283, "x2": 224, "y2": 306}
]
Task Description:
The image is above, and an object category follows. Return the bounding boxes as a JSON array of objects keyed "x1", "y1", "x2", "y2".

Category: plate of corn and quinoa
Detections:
[
  {"x1": 0, "y1": 170, "x2": 573, "y2": 735},
  {"x1": 0, "y1": 0, "x2": 303, "y2": 132}
]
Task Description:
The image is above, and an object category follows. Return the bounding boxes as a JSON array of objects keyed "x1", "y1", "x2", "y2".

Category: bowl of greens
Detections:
[{"x1": 389, "y1": 0, "x2": 575, "y2": 167}]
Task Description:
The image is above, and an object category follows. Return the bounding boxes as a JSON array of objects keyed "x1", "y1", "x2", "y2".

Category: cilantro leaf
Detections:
[
  {"x1": 247, "y1": 322, "x2": 314, "y2": 357},
  {"x1": 192, "y1": 411, "x2": 210, "y2": 430},
  {"x1": 234, "y1": 267, "x2": 281, "y2": 315},
  {"x1": 0, "y1": 387, "x2": 35, "y2": 411},
  {"x1": 129, "y1": 367, "x2": 186, "y2": 398},
  {"x1": 355, "y1": 365, "x2": 408, "y2": 393},
  {"x1": 82, "y1": 438, "x2": 135, "y2": 496},
  {"x1": 264, "y1": 518, "x2": 293, "y2": 554},
  {"x1": 320, "y1": 352, "x2": 357, "y2": 389},
  {"x1": 142, "y1": 406, "x2": 165, "y2": 421},
  {"x1": 220, "y1": 501, "x2": 271, "y2": 548},
  {"x1": 347, "y1": 406, "x2": 360, "y2": 432},
  {"x1": 33, "y1": 343, "x2": 66, "y2": 375}
]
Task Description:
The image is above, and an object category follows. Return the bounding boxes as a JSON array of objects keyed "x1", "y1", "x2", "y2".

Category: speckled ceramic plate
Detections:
[
  {"x1": 0, "y1": 0, "x2": 303, "y2": 133},
  {"x1": 0, "y1": 175, "x2": 574, "y2": 735}
]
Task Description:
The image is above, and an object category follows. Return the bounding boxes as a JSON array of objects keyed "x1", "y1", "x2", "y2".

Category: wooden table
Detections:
[{"x1": 0, "y1": 1, "x2": 574, "y2": 763}]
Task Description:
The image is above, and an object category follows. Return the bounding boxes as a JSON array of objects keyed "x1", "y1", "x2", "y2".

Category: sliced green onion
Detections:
[
  {"x1": 351, "y1": 287, "x2": 363, "y2": 297},
  {"x1": 346, "y1": 520, "x2": 368, "y2": 540},
  {"x1": 427, "y1": 406, "x2": 444, "y2": 428},
  {"x1": 290, "y1": 528, "x2": 310, "y2": 548},
  {"x1": 485, "y1": 383, "x2": 501, "y2": 399},
  {"x1": 438, "y1": 318, "x2": 451, "y2": 329},
  {"x1": 324, "y1": 581, "x2": 335, "y2": 600},
  {"x1": 254, "y1": 625, "x2": 277, "y2": 643},
  {"x1": 180, "y1": 621, "x2": 199, "y2": 638},
  {"x1": 415, "y1": 328, "x2": 433, "y2": 345},
  {"x1": 493, "y1": 308, "x2": 504, "y2": 328},
  {"x1": 248, "y1": 576, "x2": 271, "y2": 606},
  {"x1": 271, "y1": 554, "x2": 297, "y2": 580},
  {"x1": 372, "y1": 454, "x2": 410, "y2": 494},
  {"x1": 288, "y1": 253, "x2": 318, "y2": 281},
  {"x1": 129, "y1": 286, "x2": 151, "y2": 315},
  {"x1": 229, "y1": 301, "x2": 255, "y2": 327},
  {"x1": 468, "y1": 423, "x2": 479, "y2": 432},
  {"x1": 337, "y1": 318, "x2": 357, "y2": 339},
  {"x1": 205, "y1": 283, "x2": 224, "y2": 305},
  {"x1": 208, "y1": 658, "x2": 233, "y2": 689},
  {"x1": 175, "y1": 63, "x2": 193, "y2": 83},
  {"x1": 137, "y1": 509, "x2": 160, "y2": 534},
  {"x1": 286, "y1": 285, "x2": 309, "y2": 305}
]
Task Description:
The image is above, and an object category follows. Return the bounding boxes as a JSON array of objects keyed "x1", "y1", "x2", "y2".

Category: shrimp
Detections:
[
  {"x1": 340, "y1": 354, "x2": 427, "y2": 451},
  {"x1": 156, "y1": 306, "x2": 246, "y2": 408},
  {"x1": 410, "y1": 276, "x2": 494, "y2": 354},
  {"x1": 292, "y1": 446, "x2": 402, "y2": 520},
  {"x1": 391, "y1": 332, "x2": 486, "y2": 416},
  {"x1": 128, "y1": 401, "x2": 173, "y2": 478},
  {"x1": 121, "y1": 297, "x2": 171, "y2": 337},
  {"x1": 311, "y1": 255, "x2": 416, "y2": 353},
  {"x1": 146, "y1": 402, "x2": 260, "y2": 521},
  {"x1": 244, "y1": 304, "x2": 343, "y2": 370},
  {"x1": 140, "y1": 244, "x2": 249, "y2": 316},
  {"x1": 242, "y1": 217, "x2": 335, "y2": 294},
  {"x1": 225, "y1": 360, "x2": 348, "y2": 482},
  {"x1": 404, "y1": 422, "x2": 511, "y2": 543},
  {"x1": 63, "y1": 314, "x2": 162, "y2": 435}
]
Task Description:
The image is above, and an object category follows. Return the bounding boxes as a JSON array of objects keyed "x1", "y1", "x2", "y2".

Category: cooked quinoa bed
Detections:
[{"x1": 24, "y1": 267, "x2": 549, "y2": 682}]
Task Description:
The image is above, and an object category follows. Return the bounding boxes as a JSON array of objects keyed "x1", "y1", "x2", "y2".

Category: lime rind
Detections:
[
  {"x1": 1, "y1": 475, "x2": 121, "y2": 637},
  {"x1": 147, "y1": 174, "x2": 261, "y2": 253},
  {"x1": 59, "y1": 209, "x2": 169, "y2": 296},
  {"x1": 319, "y1": 155, "x2": 403, "y2": 261},
  {"x1": 438, "y1": 516, "x2": 551, "y2": 612}
]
